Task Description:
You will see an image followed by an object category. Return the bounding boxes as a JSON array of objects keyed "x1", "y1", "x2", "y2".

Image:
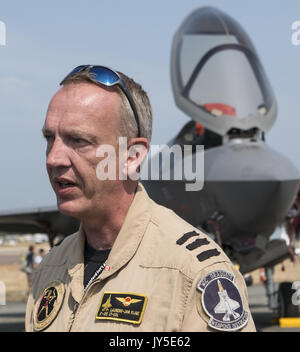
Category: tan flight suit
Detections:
[{"x1": 26, "y1": 184, "x2": 256, "y2": 332}]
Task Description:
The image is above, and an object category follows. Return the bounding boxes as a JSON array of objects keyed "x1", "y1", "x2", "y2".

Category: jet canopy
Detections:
[{"x1": 171, "y1": 6, "x2": 277, "y2": 136}]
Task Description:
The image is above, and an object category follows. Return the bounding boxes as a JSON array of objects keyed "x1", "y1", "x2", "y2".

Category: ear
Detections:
[{"x1": 125, "y1": 138, "x2": 149, "y2": 181}]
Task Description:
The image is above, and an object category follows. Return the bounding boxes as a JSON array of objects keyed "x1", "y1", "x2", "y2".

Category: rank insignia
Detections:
[
  {"x1": 197, "y1": 270, "x2": 249, "y2": 332},
  {"x1": 33, "y1": 280, "x2": 65, "y2": 331},
  {"x1": 96, "y1": 292, "x2": 147, "y2": 325}
]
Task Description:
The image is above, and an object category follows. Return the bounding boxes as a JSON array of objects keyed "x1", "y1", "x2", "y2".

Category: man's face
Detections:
[{"x1": 42, "y1": 82, "x2": 122, "y2": 219}]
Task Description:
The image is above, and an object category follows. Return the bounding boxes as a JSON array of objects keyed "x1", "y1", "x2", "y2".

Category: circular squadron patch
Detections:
[
  {"x1": 33, "y1": 280, "x2": 65, "y2": 331},
  {"x1": 197, "y1": 270, "x2": 249, "y2": 332}
]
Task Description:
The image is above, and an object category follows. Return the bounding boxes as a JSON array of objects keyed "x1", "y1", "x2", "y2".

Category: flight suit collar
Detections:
[
  {"x1": 101, "y1": 183, "x2": 151, "y2": 280},
  {"x1": 67, "y1": 183, "x2": 152, "y2": 303},
  {"x1": 67, "y1": 226, "x2": 85, "y2": 304}
]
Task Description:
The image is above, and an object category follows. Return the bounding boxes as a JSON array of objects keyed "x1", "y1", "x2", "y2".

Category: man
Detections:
[
  {"x1": 25, "y1": 65, "x2": 255, "y2": 332},
  {"x1": 34, "y1": 248, "x2": 45, "y2": 269},
  {"x1": 22, "y1": 245, "x2": 35, "y2": 296}
]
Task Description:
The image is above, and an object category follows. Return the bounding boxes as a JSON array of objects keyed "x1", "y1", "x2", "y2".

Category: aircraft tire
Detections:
[
  {"x1": 277, "y1": 282, "x2": 300, "y2": 317},
  {"x1": 243, "y1": 274, "x2": 253, "y2": 287}
]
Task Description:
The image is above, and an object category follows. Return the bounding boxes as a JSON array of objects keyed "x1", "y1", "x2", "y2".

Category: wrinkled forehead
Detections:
[{"x1": 45, "y1": 82, "x2": 122, "y2": 130}]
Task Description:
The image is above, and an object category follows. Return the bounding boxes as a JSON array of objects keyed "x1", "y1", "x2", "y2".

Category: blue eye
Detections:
[
  {"x1": 72, "y1": 137, "x2": 90, "y2": 146},
  {"x1": 43, "y1": 134, "x2": 53, "y2": 141}
]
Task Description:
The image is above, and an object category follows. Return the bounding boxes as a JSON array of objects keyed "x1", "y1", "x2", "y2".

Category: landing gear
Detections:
[
  {"x1": 46, "y1": 231, "x2": 54, "y2": 248},
  {"x1": 264, "y1": 266, "x2": 278, "y2": 310},
  {"x1": 264, "y1": 266, "x2": 300, "y2": 317},
  {"x1": 278, "y1": 282, "x2": 300, "y2": 317}
]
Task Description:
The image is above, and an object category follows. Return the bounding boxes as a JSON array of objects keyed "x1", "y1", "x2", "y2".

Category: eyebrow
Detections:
[
  {"x1": 68, "y1": 130, "x2": 98, "y2": 143},
  {"x1": 41, "y1": 127, "x2": 51, "y2": 135},
  {"x1": 41, "y1": 127, "x2": 98, "y2": 143}
]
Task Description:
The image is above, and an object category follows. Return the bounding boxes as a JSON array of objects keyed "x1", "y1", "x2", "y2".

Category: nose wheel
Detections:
[
  {"x1": 264, "y1": 267, "x2": 300, "y2": 317},
  {"x1": 277, "y1": 282, "x2": 300, "y2": 318}
]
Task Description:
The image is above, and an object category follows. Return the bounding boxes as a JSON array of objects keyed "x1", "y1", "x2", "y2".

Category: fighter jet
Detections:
[
  {"x1": 214, "y1": 280, "x2": 240, "y2": 321},
  {"x1": 142, "y1": 6, "x2": 300, "y2": 317},
  {"x1": 0, "y1": 205, "x2": 79, "y2": 247}
]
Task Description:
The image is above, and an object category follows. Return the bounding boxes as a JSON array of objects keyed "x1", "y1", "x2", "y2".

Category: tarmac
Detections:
[
  {"x1": 0, "y1": 302, "x2": 26, "y2": 332},
  {"x1": 248, "y1": 284, "x2": 300, "y2": 332},
  {"x1": 0, "y1": 284, "x2": 300, "y2": 332}
]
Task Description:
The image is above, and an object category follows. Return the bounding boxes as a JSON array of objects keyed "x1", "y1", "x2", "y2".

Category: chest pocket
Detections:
[{"x1": 100, "y1": 264, "x2": 186, "y2": 331}]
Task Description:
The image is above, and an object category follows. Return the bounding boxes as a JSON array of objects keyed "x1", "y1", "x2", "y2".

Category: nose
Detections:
[
  {"x1": 46, "y1": 137, "x2": 72, "y2": 170},
  {"x1": 204, "y1": 139, "x2": 300, "y2": 235}
]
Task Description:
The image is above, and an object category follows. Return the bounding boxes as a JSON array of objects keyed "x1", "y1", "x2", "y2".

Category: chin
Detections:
[{"x1": 57, "y1": 199, "x2": 85, "y2": 219}]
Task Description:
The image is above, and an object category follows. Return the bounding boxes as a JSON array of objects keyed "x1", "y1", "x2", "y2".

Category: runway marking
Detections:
[{"x1": 279, "y1": 318, "x2": 300, "y2": 327}]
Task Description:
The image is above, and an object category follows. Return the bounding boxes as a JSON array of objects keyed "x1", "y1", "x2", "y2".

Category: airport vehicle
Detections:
[{"x1": 0, "y1": 7, "x2": 299, "y2": 317}]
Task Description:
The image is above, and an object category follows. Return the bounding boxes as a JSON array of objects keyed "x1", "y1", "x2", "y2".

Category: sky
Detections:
[{"x1": 0, "y1": 0, "x2": 300, "y2": 211}]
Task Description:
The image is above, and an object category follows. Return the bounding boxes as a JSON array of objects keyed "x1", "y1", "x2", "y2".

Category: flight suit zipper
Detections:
[
  {"x1": 67, "y1": 302, "x2": 79, "y2": 331},
  {"x1": 68, "y1": 277, "x2": 104, "y2": 331},
  {"x1": 68, "y1": 262, "x2": 108, "y2": 331}
]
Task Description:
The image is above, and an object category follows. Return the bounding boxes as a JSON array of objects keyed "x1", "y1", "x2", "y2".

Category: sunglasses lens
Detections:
[
  {"x1": 89, "y1": 67, "x2": 120, "y2": 86},
  {"x1": 62, "y1": 65, "x2": 141, "y2": 137},
  {"x1": 68, "y1": 65, "x2": 86, "y2": 75}
]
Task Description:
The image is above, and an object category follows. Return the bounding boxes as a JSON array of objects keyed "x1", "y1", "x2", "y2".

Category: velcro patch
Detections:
[
  {"x1": 96, "y1": 292, "x2": 147, "y2": 325},
  {"x1": 33, "y1": 280, "x2": 65, "y2": 331},
  {"x1": 197, "y1": 248, "x2": 220, "y2": 262},
  {"x1": 176, "y1": 231, "x2": 199, "y2": 245},
  {"x1": 197, "y1": 270, "x2": 249, "y2": 331}
]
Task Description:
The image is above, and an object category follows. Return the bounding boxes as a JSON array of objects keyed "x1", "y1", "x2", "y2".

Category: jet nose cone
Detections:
[{"x1": 205, "y1": 139, "x2": 300, "y2": 234}]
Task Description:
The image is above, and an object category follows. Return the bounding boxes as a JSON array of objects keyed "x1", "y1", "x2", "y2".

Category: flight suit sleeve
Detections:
[
  {"x1": 25, "y1": 293, "x2": 34, "y2": 332},
  {"x1": 181, "y1": 261, "x2": 256, "y2": 332},
  {"x1": 25, "y1": 268, "x2": 43, "y2": 332}
]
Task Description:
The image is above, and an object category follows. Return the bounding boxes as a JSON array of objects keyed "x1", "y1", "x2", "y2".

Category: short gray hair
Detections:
[{"x1": 60, "y1": 69, "x2": 152, "y2": 142}]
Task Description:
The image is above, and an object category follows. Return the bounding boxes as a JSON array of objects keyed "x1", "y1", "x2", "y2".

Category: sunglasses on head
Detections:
[{"x1": 60, "y1": 65, "x2": 141, "y2": 138}]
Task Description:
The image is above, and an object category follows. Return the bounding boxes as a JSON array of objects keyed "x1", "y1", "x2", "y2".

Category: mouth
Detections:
[
  {"x1": 54, "y1": 178, "x2": 79, "y2": 195},
  {"x1": 58, "y1": 181, "x2": 76, "y2": 189}
]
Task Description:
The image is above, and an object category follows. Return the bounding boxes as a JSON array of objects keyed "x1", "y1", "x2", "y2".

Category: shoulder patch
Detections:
[
  {"x1": 33, "y1": 280, "x2": 65, "y2": 331},
  {"x1": 176, "y1": 231, "x2": 199, "y2": 245},
  {"x1": 197, "y1": 270, "x2": 249, "y2": 331},
  {"x1": 186, "y1": 238, "x2": 210, "y2": 250},
  {"x1": 176, "y1": 231, "x2": 220, "y2": 262},
  {"x1": 197, "y1": 248, "x2": 220, "y2": 262}
]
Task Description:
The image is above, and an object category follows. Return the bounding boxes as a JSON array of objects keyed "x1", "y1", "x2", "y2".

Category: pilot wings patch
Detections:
[
  {"x1": 197, "y1": 270, "x2": 249, "y2": 331},
  {"x1": 96, "y1": 292, "x2": 147, "y2": 325}
]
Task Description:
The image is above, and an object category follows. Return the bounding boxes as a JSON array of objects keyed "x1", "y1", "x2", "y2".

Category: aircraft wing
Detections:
[
  {"x1": 0, "y1": 206, "x2": 80, "y2": 237},
  {"x1": 214, "y1": 302, "x2": 226, "y2": 314},
  {"x1": 214, "y1": 292, "x2": 240, "y2": 314}
]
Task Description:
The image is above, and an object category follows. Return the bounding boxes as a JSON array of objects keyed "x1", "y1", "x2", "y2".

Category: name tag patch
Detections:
[{"x1": 96, "y1": 292, "x2": 147, "y2": 325}]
